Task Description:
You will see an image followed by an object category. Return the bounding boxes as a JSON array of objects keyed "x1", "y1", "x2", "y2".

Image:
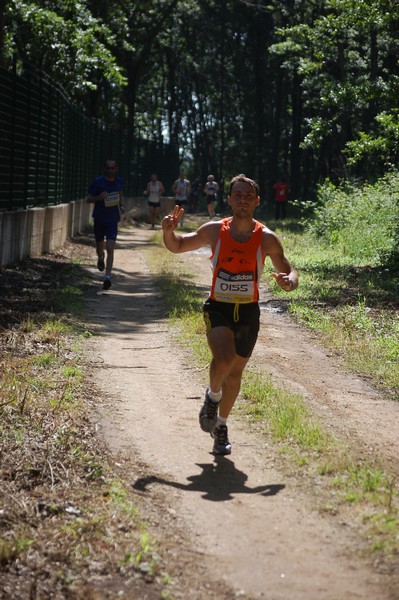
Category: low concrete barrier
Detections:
[
  {"x1": 43, "y1": 204, "x2": 69, "y2": 254},
  {"x1": 0, "y1": 198, "x2": 92, "y2": 267},
  {"x1": 29, "y1": 207, "x2": 46, "y2": 257},
  {"x1": 0, "y1": 210, "x2": 30, "y2": 266},
  {"x1": 0, "y1": 196, "x2": 174, "y2": 267}
]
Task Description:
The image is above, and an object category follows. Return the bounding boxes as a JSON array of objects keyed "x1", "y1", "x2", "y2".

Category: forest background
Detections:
[{"x1": 1, "y1": 0, "x2": 398, "y2": 199}]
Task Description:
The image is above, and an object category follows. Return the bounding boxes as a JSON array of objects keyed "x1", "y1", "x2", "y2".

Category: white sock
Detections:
[
  {"x1": 217, "y1": 416, "x2": 227, "y2": 426},
  {"x1": 208, "y1": 388, "x2": 222, "y2": 402}
]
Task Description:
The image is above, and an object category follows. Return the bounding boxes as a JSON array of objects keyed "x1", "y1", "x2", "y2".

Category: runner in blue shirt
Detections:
[{"x1": 87, "y1": 159, "x2": 125, "y2": 290}]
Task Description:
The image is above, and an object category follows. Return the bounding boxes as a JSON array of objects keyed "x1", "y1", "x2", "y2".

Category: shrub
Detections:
[{"x1": 307, "y1": 172, "x2": 399, "y2": 265}]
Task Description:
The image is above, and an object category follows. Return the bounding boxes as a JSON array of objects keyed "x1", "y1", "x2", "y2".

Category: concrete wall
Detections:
[
  {"x1": 0, "y1": 199, "x2": 90, "y2": 267},
  {"x1": 0, "y1": 196, "x2": 176, "y2": 267}
]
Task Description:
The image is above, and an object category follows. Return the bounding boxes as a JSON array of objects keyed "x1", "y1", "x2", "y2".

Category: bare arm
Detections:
[
  {"x1": 118, "y1": 190, "x2": 126, "y2": 219},
  {"x1": 162, "y1": 205, "x2": 218, "y2": 253},
  {"x1": 263, "y1": 229, "x2": 298, "y2": 292}
]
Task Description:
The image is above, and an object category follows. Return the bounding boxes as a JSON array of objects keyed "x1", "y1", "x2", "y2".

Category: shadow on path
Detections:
[{"x1": 133, "y1": 457, "x2": 285, "y2": 502}]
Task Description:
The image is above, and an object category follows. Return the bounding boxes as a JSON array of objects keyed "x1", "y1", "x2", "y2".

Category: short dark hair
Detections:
[{"x1": 228, "y1": 174, "x2": 259, "y2": 196}]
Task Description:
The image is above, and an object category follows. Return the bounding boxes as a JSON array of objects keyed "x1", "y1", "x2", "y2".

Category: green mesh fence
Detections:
[{"x1": 0, "y1": 63, "x2": 179, "y2": 211}]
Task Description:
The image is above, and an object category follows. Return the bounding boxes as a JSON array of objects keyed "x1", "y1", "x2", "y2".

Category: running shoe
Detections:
[
  {"x1": 199, "y1": 389, "x2": 220, "y2": 432},
  {"x1": 102, "y1": 276, "x2": 112, "y2": 290},
  {"x1": 211, "y1": 424, "x2": 232, "y2": 455},
  {"x1": 97, "y1": 253, "x2": 105, "y2": 272}
]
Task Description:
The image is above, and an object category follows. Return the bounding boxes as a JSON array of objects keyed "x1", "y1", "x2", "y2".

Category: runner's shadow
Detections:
[{"x1": 132, "y1": 457, "x2": 285, "y2": 501}]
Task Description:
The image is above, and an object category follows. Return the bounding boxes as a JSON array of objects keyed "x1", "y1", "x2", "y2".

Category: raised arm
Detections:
[{"x1": 162, "y1": 205, "x2": 218, "y2": 253}]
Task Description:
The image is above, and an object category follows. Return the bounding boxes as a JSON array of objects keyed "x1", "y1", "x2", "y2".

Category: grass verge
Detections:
[{"x1": 266, "y1": 219, "x2": 399, "y2": 398}]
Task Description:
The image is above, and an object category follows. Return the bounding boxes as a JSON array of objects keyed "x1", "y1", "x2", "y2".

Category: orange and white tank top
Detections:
[{"x1": 209, "y1": 218, "x2": 265, "y2": 303}]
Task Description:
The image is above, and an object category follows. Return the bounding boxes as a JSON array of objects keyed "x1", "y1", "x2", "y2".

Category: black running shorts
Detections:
[{"x1": 203, "y1": 298, "x2": 260, "y2": 358}]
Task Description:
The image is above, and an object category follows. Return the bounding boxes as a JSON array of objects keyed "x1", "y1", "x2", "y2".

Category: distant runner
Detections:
[
  {"x1": 273, "y1": 178, "x2": 290, "y2": 220},
  {"x1": 203, "y1": 174, "x2": 219, "y2": 219},
  {"x1": 172, "y1": 173, "x2": 191, "y2": 226},
  {"x1": 87, "y1": 159, "x2": 125, "y2": 290},
  {"x1": 145, "y1": 173, "x2": 165, "y2": 229}
]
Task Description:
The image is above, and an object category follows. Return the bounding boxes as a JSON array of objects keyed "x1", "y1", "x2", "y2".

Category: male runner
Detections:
[
  {"x1": 162, "y1": 174, "x2": 298, "y2": 455},
  {"x1": 87, "y1": 159, "x2": 124, "y2": 290}
]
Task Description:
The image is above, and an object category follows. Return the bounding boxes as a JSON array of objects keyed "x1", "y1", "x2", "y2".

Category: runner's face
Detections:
[
  {"x1": 105, "y1": 162, "x2": 117, "y2": 180},
  {"x1": 228, "y1": 181, "x2": 259, "y2": 215}
]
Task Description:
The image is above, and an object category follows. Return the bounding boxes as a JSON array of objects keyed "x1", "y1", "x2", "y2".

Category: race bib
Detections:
[
  {"x1": 213, "y1": 269, "x2": 255, "y2": 303},
  {"x1": 104, "y1": 191, "x2": 120, "y2": 207}
]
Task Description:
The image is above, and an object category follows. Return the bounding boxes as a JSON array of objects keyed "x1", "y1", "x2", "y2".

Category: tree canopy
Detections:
[{"x1": 3, "y1": 0, "x2": 399, "y2": 197}]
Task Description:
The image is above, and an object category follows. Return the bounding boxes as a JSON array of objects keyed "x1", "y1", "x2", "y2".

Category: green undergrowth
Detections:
[
  {"x1": 147, "y1": 235, "x2": 399, "y2": 561},
  {"x1": 267, "y1": 174, "x2": 399, "y2": 398},
  {"x1": 265, "y1": 221, "x2": 399, "y2": 398}
]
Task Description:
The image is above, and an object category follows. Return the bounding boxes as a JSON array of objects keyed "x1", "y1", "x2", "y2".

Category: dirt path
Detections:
[{"x1": 82, "y1": 222, "x2": 399, "y2": 600}]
